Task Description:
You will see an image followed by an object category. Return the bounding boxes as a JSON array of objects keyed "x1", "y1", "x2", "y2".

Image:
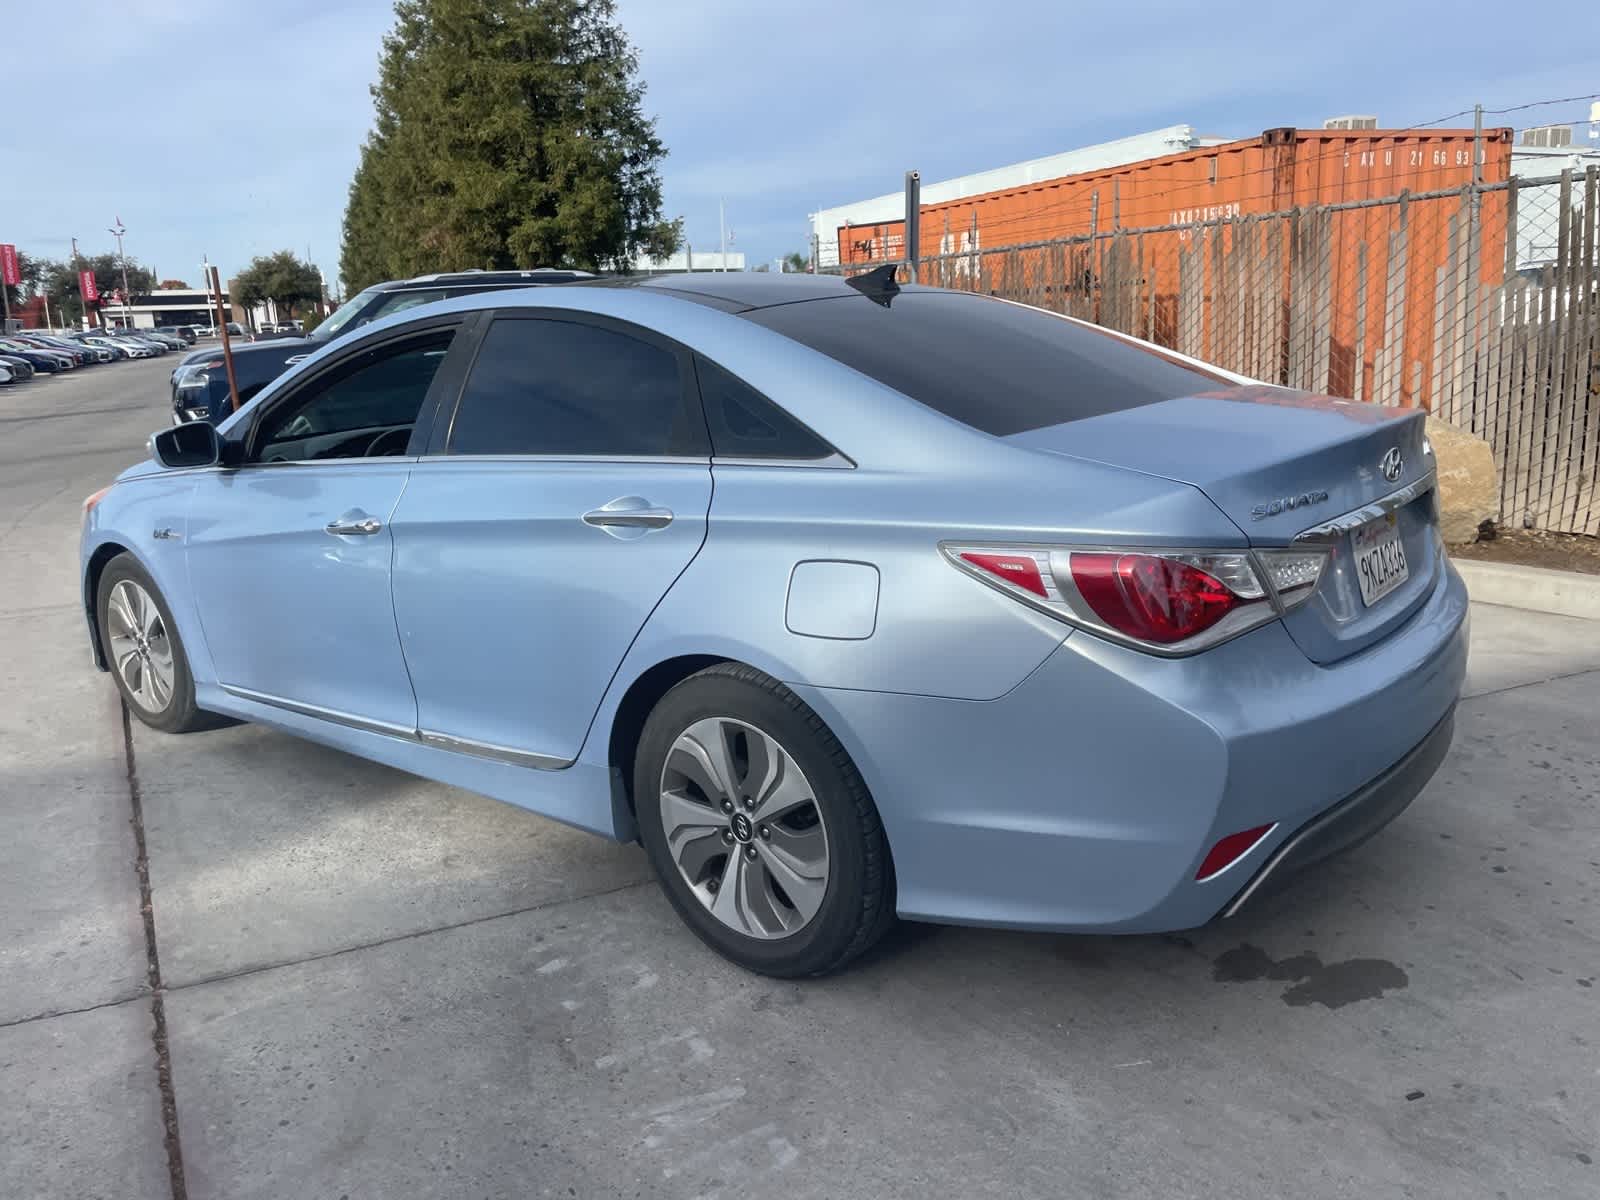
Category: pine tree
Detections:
[{"x1": 339, "y1": 0, "x2": 680, "y2": 292}]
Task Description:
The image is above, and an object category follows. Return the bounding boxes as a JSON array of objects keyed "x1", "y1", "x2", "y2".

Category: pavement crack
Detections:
[
  {"x1": 166, "y1": 876, "x2": 657, "y2": 994},
  {"x1": 122, "y1": 700, "x2": 189, "y2": 1200},
  {"x1": 0, "y1": 990, "x2": 150, "y2": 1031},
  {"x1": 1459, "y1": 664, "x2": 1600, "y2": 704}
]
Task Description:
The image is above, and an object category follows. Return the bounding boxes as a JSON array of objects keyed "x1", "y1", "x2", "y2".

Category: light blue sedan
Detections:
[{"x1": 80, "y1": 271, "x2": 1468, "y2": 976}]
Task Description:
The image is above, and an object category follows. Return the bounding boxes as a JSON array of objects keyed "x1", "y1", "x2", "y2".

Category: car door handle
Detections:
[
  {"x1": 325, "y1": 516, "x2": 383, "y2": 536},
  {"x1": 582, "y1": 498, "x2": 674, "y2": 530}
]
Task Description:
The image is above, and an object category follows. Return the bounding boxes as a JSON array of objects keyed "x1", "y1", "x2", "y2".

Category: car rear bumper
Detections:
[
  {"x1": 1217, "y1": 704, "x2": 1455, "y2": 918},
  {"x1": 791, "y1": 558, "x2": 1468, "y2": 933}
]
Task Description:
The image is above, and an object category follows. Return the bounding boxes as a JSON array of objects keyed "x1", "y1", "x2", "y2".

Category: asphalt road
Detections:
[{"x1": 3, "y1": 355, "x2": 1598, "y2": 1200}]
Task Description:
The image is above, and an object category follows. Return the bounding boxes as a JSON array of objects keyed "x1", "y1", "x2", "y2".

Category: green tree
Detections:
[
  {"x1": 783, "y1": 251, "x2": 809, "y2": 274},
  {"x1": 233, "y1": 251, "x2": 323, "y2": 322},
  {"x1": 3, "y1": 251, "x2": 48, "y2": 311},
  {"x1": 30, "y1": 254, "x2": 153, "y2": 326},
  {"x1": 340, "y1": 0, "x2": 680, "y2": 292}
]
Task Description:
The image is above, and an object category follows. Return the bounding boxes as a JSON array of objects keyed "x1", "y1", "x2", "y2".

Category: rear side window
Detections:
[
  {"x1": 448, "y1": 317, "x2": 705, "y2": 457},
  {"x1": 693, "y1": 356, "x2": 834, "y2": 461},
  {"x1": 741, "y1": 292, "x2": 1226, "y2": 437}
]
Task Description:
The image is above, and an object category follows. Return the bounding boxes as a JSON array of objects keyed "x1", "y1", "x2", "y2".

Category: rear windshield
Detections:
[{"x1": 741, "y1": 291, "x2": 1226, "y2": 436}]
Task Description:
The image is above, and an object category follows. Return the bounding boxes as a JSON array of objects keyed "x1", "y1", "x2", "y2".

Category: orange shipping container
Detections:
[{"x1": 837, "y1": 127, "x2": 1515, "y2": 408}]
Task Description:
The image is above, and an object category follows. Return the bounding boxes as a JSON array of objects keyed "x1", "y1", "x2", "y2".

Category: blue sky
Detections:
[{"x1": 2, "y1": 0, "x2": 1594, "y2": 290}]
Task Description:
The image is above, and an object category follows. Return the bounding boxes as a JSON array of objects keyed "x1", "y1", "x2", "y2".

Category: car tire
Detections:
[
  {"x1": 96, "y1": 553, "x2": 210, "y2": 734},
  {"x1": 634, "y1": 663, "x2": 896, "y2": 977}
]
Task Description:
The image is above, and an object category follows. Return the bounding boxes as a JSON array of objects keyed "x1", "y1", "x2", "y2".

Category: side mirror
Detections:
[{"x1": 150, "y1": 421, "x2": 222, "y2": 469}]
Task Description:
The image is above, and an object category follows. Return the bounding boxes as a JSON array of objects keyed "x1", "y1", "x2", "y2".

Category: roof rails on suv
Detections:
[{"x1": 401, "y1": 268, "x2": 598, "y2": 286}]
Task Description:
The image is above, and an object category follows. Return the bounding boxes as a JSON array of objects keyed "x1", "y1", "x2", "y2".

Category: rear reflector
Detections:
[{"x1": 1195, "y1": 824, "x2": 1275, "y2": 881}]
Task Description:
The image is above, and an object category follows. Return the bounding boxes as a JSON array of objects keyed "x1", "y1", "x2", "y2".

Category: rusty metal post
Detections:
[{"x1": 211, "y1": 265, "x2": 241, "y2": 412}]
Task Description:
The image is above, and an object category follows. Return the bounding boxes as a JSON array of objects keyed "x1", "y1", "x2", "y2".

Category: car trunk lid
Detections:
[{"x1": 1007, "y1": 387, "x2": 1440, "y2": 664}]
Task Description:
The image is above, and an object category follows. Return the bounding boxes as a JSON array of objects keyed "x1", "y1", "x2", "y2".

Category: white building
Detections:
[
  {"x1": 808, "y1": 124, "x2": 1232, "y2": 267},
  {"x1": 101, "y1": 288, "x2": 232, "y2": 330},
  {"x1": 1510, "y1": 110, "x2": 1600, "y2": 273},
  {"x1": 631, "y1": 250, "x2": 745, "y2": 273}
]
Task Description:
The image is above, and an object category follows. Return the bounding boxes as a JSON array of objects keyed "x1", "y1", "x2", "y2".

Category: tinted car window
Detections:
[
  {"x1": 254, "y1": 331, "x2": 453, "y2": 462},
  {"x1": 368, "y1": 288, "x2": 449, "y2": 322},
  {"x1": 448, "y1": 318, "x2": 704, "y2": 457},
  {"x1": 694, "y1": 356, "x2": 833, "y2": 460},
  {"x1": 742, "y1": 291, "x2": 1226, "y2": 437}
]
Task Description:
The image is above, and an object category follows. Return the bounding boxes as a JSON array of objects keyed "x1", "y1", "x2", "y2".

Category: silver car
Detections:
[{"x1": 81, "y1": 272, "x2": 1466, "y2": 976}]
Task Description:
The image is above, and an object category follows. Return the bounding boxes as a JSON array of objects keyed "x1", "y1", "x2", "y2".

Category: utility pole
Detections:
[
  {"x1": 109, "y1": 218, "x2": 133, "y2": 328},
  {"x1": 719, "y1": 199, "x2": 728, "y2": 272}
]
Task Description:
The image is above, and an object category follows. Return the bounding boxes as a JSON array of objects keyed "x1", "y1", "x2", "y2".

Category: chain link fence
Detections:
[{"x1": 822, "y1": 169, "x2": 1600, "y2": 535}]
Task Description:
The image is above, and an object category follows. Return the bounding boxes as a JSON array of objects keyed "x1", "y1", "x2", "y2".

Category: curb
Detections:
[{"x1": 1453, "y1": 558, "x2": 1600, "y2": 621}]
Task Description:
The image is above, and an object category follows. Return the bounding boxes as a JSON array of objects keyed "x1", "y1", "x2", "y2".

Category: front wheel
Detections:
[
  {"x1": 96, "y1": 553, "x2": 209, "y2": 734},
  {"x1": 634, "y1": 663, "x2": 895, "y2": 977}
]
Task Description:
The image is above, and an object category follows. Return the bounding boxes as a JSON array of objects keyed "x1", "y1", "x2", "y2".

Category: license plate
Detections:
[{"x1": 1350, "y1": 514, "x2": 1409, "y2": 607}]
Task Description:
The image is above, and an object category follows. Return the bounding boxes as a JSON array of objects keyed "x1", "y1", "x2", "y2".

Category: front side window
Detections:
[
  {"x1": 252, "y1": 331, "x2": 454, "y2": 462},
  {"x1": 447, "y1": 317, "x2": 704, "y2": 457}
]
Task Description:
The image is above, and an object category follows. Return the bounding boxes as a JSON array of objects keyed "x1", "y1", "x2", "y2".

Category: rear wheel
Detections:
[
  {"x1": 97, "y1": 553, "x2": 208, "y2": 733},
  {"x1": 634, "y1": 663, "x2": 895, "y2": 977}
]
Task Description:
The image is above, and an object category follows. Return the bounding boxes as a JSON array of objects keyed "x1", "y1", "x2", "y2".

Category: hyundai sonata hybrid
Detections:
[{"x1": 80, "y1": 271, "x2": 1467, "y2": 976}]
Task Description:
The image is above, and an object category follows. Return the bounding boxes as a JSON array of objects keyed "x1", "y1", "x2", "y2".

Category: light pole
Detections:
[{"x1": 108, "y1": 216, "x2": 132, "y2": 329}]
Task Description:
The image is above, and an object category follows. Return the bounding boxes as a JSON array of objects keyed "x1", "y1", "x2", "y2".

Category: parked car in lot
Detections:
[
  {"x1": 158, "y1": 325, "x2": 198, "y2": 344},
  {"x1": 19, "y1": 334, "x2": 94, "y2": 365},
  {"x1": 111, "y1": 332, "x2": 170, "y2": 355},
  {"x1": 0, "y1": 340, "x2": 68, "y2": 372},
  {"x1": 130, "y1": 330, "x2": 184, "y2": 351},
  {"x1": 0, "y1": 355, "x2": 28, "y2": 382},
  {"x1": 170, "y1": 267, "x2": 593, "y2": 423},
  {"x1": 65, "y1": 338, "x2": 117, "y2": 363},
  {"x1": 80, "y1": 335, "x2": 144, "y2": 359},
  {"x1": 83, "y1": 272, "x2": 1467, "y2": 976},
  {"x1": 0, "y1": 361, "x2": 13, "y2": 384}
]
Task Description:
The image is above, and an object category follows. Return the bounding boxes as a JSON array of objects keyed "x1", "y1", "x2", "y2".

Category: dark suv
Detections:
[{"x1": 170, "y1": 268, "x2": 594, "y2": 423}]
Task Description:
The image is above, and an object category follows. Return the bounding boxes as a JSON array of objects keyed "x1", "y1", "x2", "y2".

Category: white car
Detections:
[
  {"x1": 0, "y1": 362, "x2": 14, "y2": 385},
  {"x1": 86, "y1": 336, "x2": 153, "y2": 360}
]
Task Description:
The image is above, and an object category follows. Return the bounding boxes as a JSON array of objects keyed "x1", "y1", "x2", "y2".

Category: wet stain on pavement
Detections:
[{"x1": 1212, "y1": 943, "x2": 1409, "y2": 1008}]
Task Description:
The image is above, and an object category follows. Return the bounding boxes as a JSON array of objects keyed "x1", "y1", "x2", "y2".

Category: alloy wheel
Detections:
[
  {"x1": 106, "y1": 579, "x2": 176, "y2": 714},
  {"x1": 657, "y1": 716, "x2": 830, "y2": 939}
]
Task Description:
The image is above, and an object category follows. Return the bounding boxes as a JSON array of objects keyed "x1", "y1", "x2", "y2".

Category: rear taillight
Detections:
[
  {"x1": 944, "y1": 543, "x2": 1328, "y2": 655},
  {"x1": 1069, "y1": 553, "x2": 1240, "y2": 644}
]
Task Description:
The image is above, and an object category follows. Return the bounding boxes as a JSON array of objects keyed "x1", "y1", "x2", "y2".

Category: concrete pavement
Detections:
[{"x1": 3, "y1": 355, "x2": 1597, "y2": 1199}]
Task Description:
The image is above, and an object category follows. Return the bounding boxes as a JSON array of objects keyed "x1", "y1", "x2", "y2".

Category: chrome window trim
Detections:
[
  {"x1": 1292, "y1": 472, "x2": 1437, "y2": 544},
  {"x1": 418, "y1": 729, "x2": 571, "y2": 770},
  {"x1": 413, "y1": 453, "x2": 709, "y2": 466},
  {"x1": 232, "y1": 456, "x2": 422, "y2": 471},
  {"x1": 218, "y1": 684, "x2": 417, "y2": 740},
  {"x1": 711, "y1": 452, "x2": 856, "y2": 470},
  {"x1": 218, "y1": 685, "x2": 572, "y2": 770}
]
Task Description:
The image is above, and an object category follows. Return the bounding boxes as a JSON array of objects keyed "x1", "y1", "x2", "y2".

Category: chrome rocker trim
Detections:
[{"x1": 219, "y1": 685, "x2": 571, "y2": 769}]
